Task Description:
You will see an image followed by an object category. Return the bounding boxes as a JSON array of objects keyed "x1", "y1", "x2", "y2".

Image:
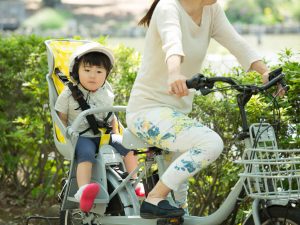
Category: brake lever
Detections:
[
  {"x1": 199, "y1": 88, "x2": 212, "y2": 95},
  {"x1": 199, "y1": 81, "x2": 215, "y2": 95},
  {"x1": 186, "y1": 73, "x2": 205, "y2": 90}
]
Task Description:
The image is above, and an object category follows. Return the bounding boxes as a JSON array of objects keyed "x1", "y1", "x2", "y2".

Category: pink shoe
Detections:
[
  {"x1": 80, "y1": 183, "x2": 100, "y2": 212},
  {"x1": 135, "y1": 183, "x2": 145, "y2": 197}
]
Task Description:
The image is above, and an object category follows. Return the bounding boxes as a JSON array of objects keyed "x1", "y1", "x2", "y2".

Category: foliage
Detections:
[
  {"x1": 109, "y1": 44, "x2": 141, "y2": 123},
  {"x1": 224, "y1": 0, "x2": 299, "y2": 24},
  {"x1": 293, "y1": 3, "x2": 300, "y2": 21},
  {"x1": 226, "y1": 0, "x2": 283, "y2": 25},
  {"x1": 187, "y1": 50, "x2": 300, "y2": 223},
  {"x1": 23, "y1": 8, "x2": 73, "y2": 30},
  {"x1": 0, "y1": 34, "x2": 141, "y2": 207},
  {"x1": 277, "y1": 0, "x2": 300, "y2": 22},
  {"x1": 0, "y1": 34, "x2": 65, "y2": 205},
  {"x1": 0, "y1": 35, "x2": 299, "y2": 225}
]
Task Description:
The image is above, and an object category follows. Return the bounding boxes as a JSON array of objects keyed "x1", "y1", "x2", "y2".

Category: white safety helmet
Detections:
[{"x1": 69, "y1": 42, "x2": 115, "y2": 81}]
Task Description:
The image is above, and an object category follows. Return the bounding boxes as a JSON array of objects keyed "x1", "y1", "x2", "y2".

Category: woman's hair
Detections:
[{"x1": 138, "y1": 0, "x2": 160, "y2": 27}]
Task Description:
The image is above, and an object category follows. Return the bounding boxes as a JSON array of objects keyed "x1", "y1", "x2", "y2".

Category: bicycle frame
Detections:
[
  {"x1": 63, "y1": 105, "x2": 252, "y2": 225},
  {"x1": 65, "y1": 103, "x2": 269, "y2": 225},
  {"x1": 58, "y1": 110, "x2": 299, "y2": 225},
  {"x1": 88, "y1": 149, "x2": 246, "y2": 225},
  {"x1": 45, "y1": 65, "x2": 298, "y2": 225}
]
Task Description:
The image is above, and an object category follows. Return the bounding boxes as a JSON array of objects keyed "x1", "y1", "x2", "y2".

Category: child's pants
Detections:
[
  {"x1": 126, "y1": 107, "x2": 223, "y2": 206},
  {"x1": 75, "y1": 134, "x2": 130, "y2": 164}
]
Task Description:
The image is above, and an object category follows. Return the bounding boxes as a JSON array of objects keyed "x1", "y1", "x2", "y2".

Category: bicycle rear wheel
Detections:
[
  {"x1": 104, "y1": 168, "x2": 137, "y2": 216},
  {"x1": 243, "y1": 205, "x2": 300, "y2": 225}
]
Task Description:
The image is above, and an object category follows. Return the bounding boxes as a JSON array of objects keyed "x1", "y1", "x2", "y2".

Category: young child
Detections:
[{"x1": 55, "y1": 42, "x2": 144, "y2": 212}]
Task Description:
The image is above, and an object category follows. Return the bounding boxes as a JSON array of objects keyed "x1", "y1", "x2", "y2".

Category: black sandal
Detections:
[{"x1": 140, "y1": 200, "x2": 185, "y2": 219}]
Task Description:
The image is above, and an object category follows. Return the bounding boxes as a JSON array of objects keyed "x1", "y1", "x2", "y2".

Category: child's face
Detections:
[{"x1": 78, "y1": 62, "x2": 107, "y2": 91}]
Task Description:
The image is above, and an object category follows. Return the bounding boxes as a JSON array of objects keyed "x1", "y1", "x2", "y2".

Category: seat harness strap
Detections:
[
  {"x1": 67, "y1": 82, "x2": 100, "y2": 135},
  {"x1": 55, "y1": 68, "x2": 113, "y2": 138}
]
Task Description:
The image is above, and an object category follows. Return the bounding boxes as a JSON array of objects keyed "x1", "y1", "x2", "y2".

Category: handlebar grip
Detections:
[
  {"x1": 186, "y1": 73, "x2": 205, "y2": 89},
  {"x1": 186, "y1": 78, "x2": 193, "y2": 89},
  {"x1": 268, "y1": 68, "x2": 282, "y2": 80},
  {"x1": 268, "y1": 67, "x2": 289, "y2": 92}
]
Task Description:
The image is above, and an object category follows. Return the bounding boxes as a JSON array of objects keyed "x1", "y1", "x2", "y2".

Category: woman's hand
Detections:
[
  {"x1": 250, "y1": 61, "x2": 285, "y2": 97},
  {"x1": 262, "y1": 71, "x2": 286, "y2": 97},
  {"x1": 168, "y1": 74, "x2": 189, "y2": 97}
]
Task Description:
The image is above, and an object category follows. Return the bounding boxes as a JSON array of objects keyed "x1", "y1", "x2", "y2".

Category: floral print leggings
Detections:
[{"x1": 126, "y1": 107, "x2": 223, "y2": 206}]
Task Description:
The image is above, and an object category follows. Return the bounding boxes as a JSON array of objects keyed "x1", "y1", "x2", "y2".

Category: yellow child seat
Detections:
[
  {"x1": 46, "y1": 39, "x2": 133, "y2": 216},
  {"x1": 45, "y1": 39, "x2": 121, "y2": 160},
  {"x1": 45, "y1": 39, "x2": 88, "y2": 159}
]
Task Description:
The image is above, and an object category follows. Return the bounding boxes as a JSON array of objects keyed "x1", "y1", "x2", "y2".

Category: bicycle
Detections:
[
  {"x1": 45, "y1": 40, "x2": 300, "y2": 225},
  {"x1": 62, "y1": 69, "x2": 300, "y2": 225}
]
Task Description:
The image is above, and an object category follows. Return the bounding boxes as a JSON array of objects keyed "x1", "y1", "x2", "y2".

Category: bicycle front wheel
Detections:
[{"x1": 243, "y1": 205, "x2": 300, "y2": 225}]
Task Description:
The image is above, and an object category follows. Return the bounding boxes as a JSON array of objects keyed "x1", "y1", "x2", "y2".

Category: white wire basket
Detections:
[{"x1": 236, "y1": 148, "x2": 300, "y2": 200}]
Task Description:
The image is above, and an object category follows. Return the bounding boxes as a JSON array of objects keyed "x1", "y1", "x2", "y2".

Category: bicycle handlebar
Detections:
[
  {"x1": 186, "y1": 67, "x2": 289, "y2": 95},
  {"x1": 186, "y1": 67, "x2": 289, "y2": 137}
]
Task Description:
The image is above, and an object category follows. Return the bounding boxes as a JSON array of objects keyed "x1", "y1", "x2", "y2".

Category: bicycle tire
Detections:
[
  {"x1": 59, "y1": 168, "x2": 135, "y2": 225},
  {"x1": 105, "y1": 169, "x2": 136, "y2": 216},
  {"x1": 59, "y1": 209, "x2": 82, "y2": 225},
  {"x1": 243, "y1": 205, "x2": 300, "y2": 225}
]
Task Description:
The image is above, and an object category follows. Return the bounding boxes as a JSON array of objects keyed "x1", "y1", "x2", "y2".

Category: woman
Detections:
[{"x1": 126, "y1": 0, "x2": 277, "y2": 219}]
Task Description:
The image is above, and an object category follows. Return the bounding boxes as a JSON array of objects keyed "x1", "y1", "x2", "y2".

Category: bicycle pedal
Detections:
[{"x1": 157, "y1": 217, "x2": 184, "y2": 225}]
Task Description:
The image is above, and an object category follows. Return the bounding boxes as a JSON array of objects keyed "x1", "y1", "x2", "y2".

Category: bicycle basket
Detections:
[{"x1": 237, "y1": 148, "x2": 300, "y2": 200}]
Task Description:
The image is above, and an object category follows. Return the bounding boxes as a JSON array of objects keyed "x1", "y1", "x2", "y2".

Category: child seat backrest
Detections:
[{"x1": 45, "y1": 39, "x2": 93, "y2": 159}]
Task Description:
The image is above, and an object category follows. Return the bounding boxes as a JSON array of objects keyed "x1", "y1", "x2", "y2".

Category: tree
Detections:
[{"x1": 225, "y1": 0, "x2": 283, "y2": 24}]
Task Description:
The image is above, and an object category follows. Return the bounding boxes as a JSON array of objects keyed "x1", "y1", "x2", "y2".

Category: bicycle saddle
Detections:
[{"x1": 122, "y1": 128, "x2": 152, "y2": 149}]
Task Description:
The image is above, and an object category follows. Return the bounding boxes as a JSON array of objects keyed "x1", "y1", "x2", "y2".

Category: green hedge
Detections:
[{"x1": 0, "y1": 35, "x2": 299, "y2": 223}]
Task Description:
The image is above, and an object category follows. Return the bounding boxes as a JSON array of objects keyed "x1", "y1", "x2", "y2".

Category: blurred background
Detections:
[
  {"x1": 0, "y1": 1, "x2": 299, "y2": 224},
  {"x1": 1, "y1": 0, "x2": 299, "y2": 72}
]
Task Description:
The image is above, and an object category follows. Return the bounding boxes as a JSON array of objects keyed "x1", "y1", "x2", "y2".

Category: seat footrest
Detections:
[{"x1": 67, "y1": 197, "x2": 109, "y2": 204}]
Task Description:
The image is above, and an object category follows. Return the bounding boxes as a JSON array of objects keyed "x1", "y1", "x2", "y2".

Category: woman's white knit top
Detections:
[{"x1": 127, "y1": 0, "x2": 261, "y2": 114}]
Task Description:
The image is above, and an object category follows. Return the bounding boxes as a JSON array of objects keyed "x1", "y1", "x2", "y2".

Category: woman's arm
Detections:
[
  {"x1": 211, "y1": 3, "x2": 261, "y2": 71},
  {"x1": 250, "y1": 60, "x2": 285, "y2": 97},
  {"x1": 156, "y1": 3, "x2": 185, "y2": 63},
  {"x1": 249, "y1": 60, "x2": 270, "y2": 84},
  {"x1": 167, "y1": 54, "x2": 189, "y2": 97}
]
